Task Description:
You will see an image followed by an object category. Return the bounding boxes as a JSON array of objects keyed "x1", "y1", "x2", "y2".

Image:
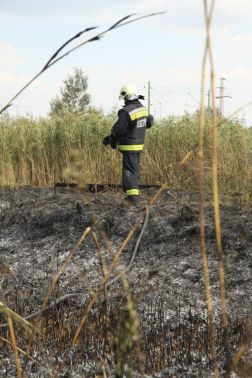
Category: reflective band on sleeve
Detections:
[
  {"x1": 124, "y1": 192, "x2": 128, "y2": 198},
  {"x1": 118, "y1": 144, "x2": 144, "y2": 151},
  {"x1": 126, "y1": 189, "x2": 139, "y2": 196}
]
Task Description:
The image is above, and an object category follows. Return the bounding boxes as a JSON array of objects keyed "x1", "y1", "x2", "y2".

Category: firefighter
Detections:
[{"x1": 103, "y1": 82, "x2": 154, "y2": 206}]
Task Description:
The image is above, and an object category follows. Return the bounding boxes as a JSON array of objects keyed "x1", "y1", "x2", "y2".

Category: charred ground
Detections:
[{"x1": 0, "y1": 186, "x2": 252, "y2": 378}]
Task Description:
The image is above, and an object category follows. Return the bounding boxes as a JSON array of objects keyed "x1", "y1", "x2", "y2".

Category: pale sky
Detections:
[{"x1": 1, "y1": 0, "x2": 252, "y2": 125}]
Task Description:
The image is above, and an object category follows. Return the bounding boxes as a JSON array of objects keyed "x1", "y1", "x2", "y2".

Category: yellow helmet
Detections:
[{"x1": 119, "y1": 82, "x2": 139, "y2": 101}]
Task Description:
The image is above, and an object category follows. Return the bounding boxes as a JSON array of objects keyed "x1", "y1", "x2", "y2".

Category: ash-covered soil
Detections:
[{"x1": 0, "y1": 186, "x2": 252, "y2": 378}]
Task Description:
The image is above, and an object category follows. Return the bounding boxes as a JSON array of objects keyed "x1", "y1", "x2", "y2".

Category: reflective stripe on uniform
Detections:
[
  {"x1": 129, "y1": 107, "x2": 148, "y2": 121},
  {"x1": 124, "y1": 192, "x2": 128, "y2": 198},
  {"x1": 129, "y1": 107, "x2": 147, "y2": 116},
  {"x1": 118, "y1": 144, "x2": 144, "y2": 151},
  {"x1": 130, "y1": 110, "x2": 148, "y2": 121},
  {"x1": 126, "y1": 189, "x2": 139, "y2": 196}
]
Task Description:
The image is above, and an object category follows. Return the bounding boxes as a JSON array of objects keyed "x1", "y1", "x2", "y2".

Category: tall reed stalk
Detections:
[
  {"x1": 206, "y1": 0, "x2": 231, "y2": 371},
  {"x1": 198, "y1": 1, "x2": 218, "y2": 375}
]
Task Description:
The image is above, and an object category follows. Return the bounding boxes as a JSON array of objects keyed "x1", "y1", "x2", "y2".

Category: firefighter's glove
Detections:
[
  {"x1": 103, "y1": 135, "x2": 111, "y2": 146},
  {"x1": 110, "y1": 134, "x2": 117, "y2": 149}
]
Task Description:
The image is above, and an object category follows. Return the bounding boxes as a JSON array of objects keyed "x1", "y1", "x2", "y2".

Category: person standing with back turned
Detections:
[{"x1": 103, "y1": 82, "x2": 154, "y2": 206}]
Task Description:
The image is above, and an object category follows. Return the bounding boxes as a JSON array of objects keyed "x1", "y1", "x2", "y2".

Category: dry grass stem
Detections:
[
  {"x1": 56, "y1": 195, "x2": 144, "y2": 377},
  {"x1": 0, "y1": 337, "x2": 53, "y2": 377},
  {"x1": 21, "y1": 226, "x2": 92, "y2": 377},
  {"x1": 205, "y1": 0, "x2": 231, "y2": 370},
  {"x1": 90, "y1": 228, "x2": 109, "y2": 349},
  {"x1": 0, "y1": 301, "x2": 38, "y2": 334},
  {"x1": 0, "y1": 287, "x2": 22, "y2": 378},
  {"x1": 198, "y1": 2, "x2": 218, "y2": 376},
  {"x1": 226, "y1": 331, "x2": 251, "y2": 378}
]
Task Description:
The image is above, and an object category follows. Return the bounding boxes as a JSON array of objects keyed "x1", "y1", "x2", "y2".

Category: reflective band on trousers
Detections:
[
  {"x1": 118, "y1": 144, "x2": 144, "y2": 151},
  {"x1": 126, "y1": 189, "x2": 139, "y2": 196}
]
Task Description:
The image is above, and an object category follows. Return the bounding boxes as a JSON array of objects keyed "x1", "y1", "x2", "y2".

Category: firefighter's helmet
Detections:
[{"x1": 119, "y1": 82, "x2": 139, "y2": 101}]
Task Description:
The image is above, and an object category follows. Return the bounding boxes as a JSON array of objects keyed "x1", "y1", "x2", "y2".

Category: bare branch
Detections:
[
  {"x1": 108, "y1": 14, "x2": 136, "y2": 30},
  {"x1": 0, "y1": 11, "x2": 165, "y2": 115},
  {"x1": 43, "y1": 27, "x2": 98, "y2": 69}
]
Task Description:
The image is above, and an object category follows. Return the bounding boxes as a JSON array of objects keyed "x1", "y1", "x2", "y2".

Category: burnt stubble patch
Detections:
[{"x1": 0, "y1": 186, "x2": 252, "y2": 377}]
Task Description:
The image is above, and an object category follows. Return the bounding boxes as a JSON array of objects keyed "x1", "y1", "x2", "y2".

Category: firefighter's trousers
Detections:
[{"x1": 122, "y1": 152, "x2": 140, "y2": 205}]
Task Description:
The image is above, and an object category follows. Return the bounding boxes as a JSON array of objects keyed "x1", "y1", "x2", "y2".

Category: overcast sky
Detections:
[{"x1": 1, "y1": 0, "x2": 252, "y2": 125}]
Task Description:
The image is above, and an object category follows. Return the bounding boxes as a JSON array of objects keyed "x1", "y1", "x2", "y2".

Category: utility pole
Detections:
[
  {"x1": 216, "y1": 78, "x2": 232, "y2": 117},
  {"x1": 148, "y1": 81, "x2": 151, "y2": 114}
]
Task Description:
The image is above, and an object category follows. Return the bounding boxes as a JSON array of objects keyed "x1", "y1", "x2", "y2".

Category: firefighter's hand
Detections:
[
  {"x1": 110, "y1": 135, "x2": 117, "y2": 149},
  {"x1": 103, "y1": 135, "x2": 110, "y2": 146}
]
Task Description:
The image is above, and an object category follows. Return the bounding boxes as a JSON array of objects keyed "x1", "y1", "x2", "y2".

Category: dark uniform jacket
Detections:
[{"x1": 111, "y1": 100, "x2": 154, "y2": 153}]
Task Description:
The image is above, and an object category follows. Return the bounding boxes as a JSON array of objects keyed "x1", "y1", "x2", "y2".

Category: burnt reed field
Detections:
[{"x1": 1, "y1": 185, "x2": 252, "y2": 377}]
